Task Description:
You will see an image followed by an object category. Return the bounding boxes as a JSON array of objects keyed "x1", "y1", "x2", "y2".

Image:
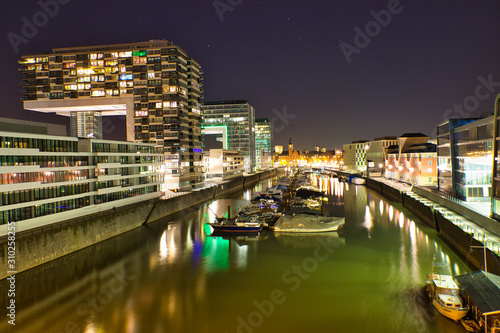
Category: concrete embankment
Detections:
[
  {"x1": 0, "y1": 169, "x2": 277, "y2": 280},
  {"x1": 365, "y1": 177, "x2": 500, "y2": 275}
]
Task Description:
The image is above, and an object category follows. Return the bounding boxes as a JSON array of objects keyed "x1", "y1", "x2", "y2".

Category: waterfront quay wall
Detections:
[
  {"x1": 435, "y1": 211, "x2": 500, "y2": 275},
  {"x1": 366, "y1": 177, "x2": 500, "y2": 273},
  {"x1": 0, "y1": 169, "x2": 277, "y2": 280}
]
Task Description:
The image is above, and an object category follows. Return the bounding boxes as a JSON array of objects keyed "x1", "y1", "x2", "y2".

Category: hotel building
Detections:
[
  {"x1": 201, "y1": 100, "x2": 256, "y2": 173},
  {"x1": 0, "y1": 130, "x2": 163, "y2": 228},
  {"x1": 255, "y1": 118, "x2": 273, "y2": 170},
  {"x1": 18, "y1": 40, "x2": 203, "y2": 191}
]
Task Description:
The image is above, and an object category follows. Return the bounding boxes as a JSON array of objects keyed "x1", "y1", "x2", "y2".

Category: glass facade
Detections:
[
  {"x1": 254, "y1": 118, "x2": 273, "y2": 170},
  {"x1": 202, "y1": 101, "x2": 256, "y2": 173},
  {"x1": 0, "y1": 132, "x2": 163, "y2": 225},
  {"x1": 491, "y1": 96, "x2": 500, "y2": 217},
  {"x1": 438, "y1": 117, "x2": 493, "y2": 201}
]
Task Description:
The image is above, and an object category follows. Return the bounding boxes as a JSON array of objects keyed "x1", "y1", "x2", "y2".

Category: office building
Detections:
[
  {"x1": 202, "y1": 100, "x2": 255, "y2": 173},
  {"x1": 18, "y1": 40, "x2": 203, "y2": 191},
  {"x1": 491, "y1": 96, "x2": 500, "y2": 218},
  {"x1": 0, "y1": 130, "x2": 163, "y2": 226},
  {"x1": 255, "y1": 118, "x2": 272, "y2": 170},
  {"x1": 342, "y1": 140, "x2": 369, "y2": 173},
  {"x1": 436, "y1": 117, "x2": 495, "y2": 200},
  {"x1": 203, "y1": 149, "x2": 244, "y2": 181},
  {"x1": 365, "y1": 136, "x2": 398, "y2": 175}
]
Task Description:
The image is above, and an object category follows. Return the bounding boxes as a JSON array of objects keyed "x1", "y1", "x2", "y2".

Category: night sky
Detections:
[{"x1": 1, "y1": 0, "x2": 499, "y2": 150}]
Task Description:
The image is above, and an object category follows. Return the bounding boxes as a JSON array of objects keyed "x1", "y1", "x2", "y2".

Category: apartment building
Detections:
[{"x1": 18, "y1": 40, "x2": 203, "y2": 191}]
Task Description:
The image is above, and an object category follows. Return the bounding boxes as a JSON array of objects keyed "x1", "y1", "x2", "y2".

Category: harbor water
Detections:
[{"x1": 1, "y1": 174, "x2": 470, "y2": 333}]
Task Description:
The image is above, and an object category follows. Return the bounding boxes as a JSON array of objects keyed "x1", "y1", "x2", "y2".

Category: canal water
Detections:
[{"x1": 1, "y1": 174, "x2": 471, "y2": 333}]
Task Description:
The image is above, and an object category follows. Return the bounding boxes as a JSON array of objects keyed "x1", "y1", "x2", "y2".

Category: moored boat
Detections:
[
  {"x1": 209, "y1": 218, "x2": 262, "y2": 233},
  {"x1": 271, "y1": 214, "x2": 345, "y2": 233},
  {"x1": 426, "y1": 262, "x2": 469, "y2": 321}
]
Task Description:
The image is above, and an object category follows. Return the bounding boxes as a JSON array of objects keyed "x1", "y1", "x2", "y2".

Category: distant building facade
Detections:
[
  {"x1": 365, "y1": 136, "x2": 398, "y2": 175},
  {"x1": 202, "y1": 100, "x2": 256, "y2": 173},
  {"x1": 203, "y1": 149, "x2": 243, "y2": 180},
  {"x1": 255, "y1": 118, "x2": 273, "y2": 170},
  {"x1": 385, "y1": 133, "x2": 437, "y2": 186},
  {"x1": 342, "y1": 140, "x2": 368, "y2": 173}
]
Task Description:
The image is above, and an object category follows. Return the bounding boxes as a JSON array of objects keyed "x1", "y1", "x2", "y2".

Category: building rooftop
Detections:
[
  {"x1": 203, "y1": 100, "x2": 249, "y2": 106},
  {"x1": 373, "y1": 136, "x2": 398, "y2": 141},
  {"x1": 400, "y1": 133, "x2": 428, "y2": 138},
  {"x1": 456, "y1": 271, "x2": 500, "y2": 315}
]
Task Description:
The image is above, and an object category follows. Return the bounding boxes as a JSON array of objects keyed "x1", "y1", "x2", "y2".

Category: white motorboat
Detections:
[
  {"x1": 351, "y1": 177, "x2": 366, "y2": 185},
  {"x1": 426, "y1": 263, "x2": 469, "y2": 321}
]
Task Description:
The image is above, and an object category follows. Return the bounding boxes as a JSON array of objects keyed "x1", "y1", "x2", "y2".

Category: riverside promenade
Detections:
[{"x1": 365, "y1": 176, "x2": 500, "y2": 275}]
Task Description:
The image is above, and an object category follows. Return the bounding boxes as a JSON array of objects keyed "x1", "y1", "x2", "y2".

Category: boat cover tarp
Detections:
[
  {"x1": 455, "y1": 270, "x2": 500, "y2": 315},
  {"x1": 273, "y1": 214, "x2": 345, "y2": 233}
]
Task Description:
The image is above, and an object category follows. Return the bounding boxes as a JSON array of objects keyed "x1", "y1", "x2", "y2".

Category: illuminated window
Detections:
[
  {"x1": 135, "y1": 111, "x2": 148, "y2": 117},
  {"x1": 105, "y1": 60, "x2": 117, "y2": 66},
  {"x1": 91, "y1": 90, "x2": 105, "y2": 97},
  {"x1": 77, "y1": 76, "x2": 90, "y2": 83},
  {"x1": 119, "y1": 52, "x2": 132, "y2": 57}
]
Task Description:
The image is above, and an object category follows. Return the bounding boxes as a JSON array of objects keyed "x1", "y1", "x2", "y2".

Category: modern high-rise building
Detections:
[
  {"x1": 201, "y1": 100, "x2": 256, "y2": 173},
  {"x1": 18, "y1": 40, "x2": 203, "y2": 191},
  {"x1": 255, "y1": 118, "x2": 273, "y2": 170}
]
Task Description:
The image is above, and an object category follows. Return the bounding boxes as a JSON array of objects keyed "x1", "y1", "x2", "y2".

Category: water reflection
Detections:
[{"x1": 0, "y1": 174, "x2": 471, "y2": 333}]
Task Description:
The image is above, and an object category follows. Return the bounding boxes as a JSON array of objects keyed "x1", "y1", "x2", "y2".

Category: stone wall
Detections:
[{"x1": 0, "y1": 169, "x2": 277, "y2": 280}]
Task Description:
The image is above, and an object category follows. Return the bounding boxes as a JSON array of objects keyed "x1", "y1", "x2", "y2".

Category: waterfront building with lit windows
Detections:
[
  {"x1": 384, "y1": 133, "x2": 437, "y2": 186},
  {"x1": 437, "y1": 118, "x2": 478, "y2": 196},
  {"x1": 202, "y1": 149, "x2": 244, "y2": 181},
  {"x1": 18, "y1": 40, "x2": 203, "y2": 191},
  {"x1": 254, "y1": 118, "x2": 273, "y2": 170},
  {"x1": 365, "y1": 136, "x2": 398, "y2": 175},
  {"x1": 437, "y1": 116, "x2": 493, "y2": 201},
  {"x1": 201, "y1": 100, "x2": 255, "y2": 173},
  {"x1": 342, "y1": 140, "x2": 368, "y2": 173},
  {"x1": 0, "y1": 131, "x2": 163, "y2": 227},
  {"x1": 492, "y1": 95, "x2": 500, "y2": 218}
]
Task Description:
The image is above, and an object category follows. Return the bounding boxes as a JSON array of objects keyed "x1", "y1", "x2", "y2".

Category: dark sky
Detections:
[{"x1": 1, "y1": 0, "x2": 499, "y2": 150}]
